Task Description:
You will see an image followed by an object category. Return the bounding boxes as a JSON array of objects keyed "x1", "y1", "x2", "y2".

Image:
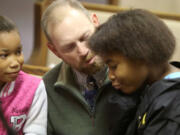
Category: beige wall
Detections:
[
  {"x1": 120, "y1": 0, "x2": 180, "y2": 14},
  {"x1": 164, "y1": 20, "x2": 180, "y2": 61}
]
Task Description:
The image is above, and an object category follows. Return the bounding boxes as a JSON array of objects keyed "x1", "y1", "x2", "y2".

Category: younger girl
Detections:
[
  {"x1": 0, "y1": 15, "x2": 47, "y2": 135},
  {"x1": 88, "y1": 9, "x2": 180, "y2": 135}
]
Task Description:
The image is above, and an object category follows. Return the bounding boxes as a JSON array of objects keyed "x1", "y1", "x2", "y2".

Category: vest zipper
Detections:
[{"x1": 87, "y1": 102, "x2": 96, "y2": 127}]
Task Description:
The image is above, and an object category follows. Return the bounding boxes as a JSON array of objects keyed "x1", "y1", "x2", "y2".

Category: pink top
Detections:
[{"x1": 0, "y1": 71, "x2": 41, "y2": 135}]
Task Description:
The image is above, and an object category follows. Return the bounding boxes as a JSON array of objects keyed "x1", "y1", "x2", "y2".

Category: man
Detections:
[{"x1": 41, "y1": 0, "x2": 138, "y2": 135}]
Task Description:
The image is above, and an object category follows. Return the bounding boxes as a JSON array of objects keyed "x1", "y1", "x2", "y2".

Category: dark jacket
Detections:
[
  {"x1": 125, "y1": 72, "x2": 180, "y2": 135},
  {"x1": 107, "y1": 90, "x2": 140, "y2": 135},
  {"x1": 43, "y1": 62, "x2": 138, "y2": 135}
]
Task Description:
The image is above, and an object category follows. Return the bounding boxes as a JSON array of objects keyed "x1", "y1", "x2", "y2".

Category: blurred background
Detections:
[{"x1": 1, "y1": 0, "x2": 180, "y2": 67}]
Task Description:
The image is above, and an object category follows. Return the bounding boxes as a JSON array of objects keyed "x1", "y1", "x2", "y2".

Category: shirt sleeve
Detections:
[{"x1": 23, "y1": 80, "x2": 47, "y2": 135}]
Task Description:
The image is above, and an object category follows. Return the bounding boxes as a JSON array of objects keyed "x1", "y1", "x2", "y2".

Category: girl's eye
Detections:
[
  {"x1": 0, "y1": 54, "x2": 8, "y2": 59},
  {"x1": 16, "y1": 49, "x2": 22, "y2": 55}
]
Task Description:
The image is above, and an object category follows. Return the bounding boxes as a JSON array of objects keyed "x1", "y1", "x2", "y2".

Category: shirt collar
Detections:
[
  {"x1": 73, "y1": 66, "x2": 108, "y2": 90},
  {"x1": 0, "y1": 81, "x2": 15, "y2": 98}
]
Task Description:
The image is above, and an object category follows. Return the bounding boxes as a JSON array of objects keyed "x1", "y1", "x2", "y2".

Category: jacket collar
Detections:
[
  {"x1": 140, "y1": 78, "x2": 180, "y2": 114},
  {"x1": 54, "y1": 62, "x2": 80, "y2": 91},
  {"x1": 53, "y1": 62, "x2": 111, "y2": 112}
]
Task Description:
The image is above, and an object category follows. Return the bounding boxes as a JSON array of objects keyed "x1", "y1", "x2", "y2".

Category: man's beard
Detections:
[{"x1": 78, "y1": 59, "x2": 105, "y2": 75}]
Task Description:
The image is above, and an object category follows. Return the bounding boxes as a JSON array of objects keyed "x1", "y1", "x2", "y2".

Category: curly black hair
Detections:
[{"x1": 88, "y1": 9, "x2": 175, "y2": 65}]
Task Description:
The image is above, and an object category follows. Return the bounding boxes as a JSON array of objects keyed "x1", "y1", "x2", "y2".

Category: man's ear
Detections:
[
  {"x1": 91, "y1": 13, "x2": 99, "y2": 27},
  {"x1": 47, "y1": 42, "x2": 61, "y2": 58}
]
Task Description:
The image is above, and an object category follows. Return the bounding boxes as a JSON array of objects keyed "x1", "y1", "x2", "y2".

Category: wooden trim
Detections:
[
  {"x1": 153, "y1": 12, "x2": 180, "y2": 21},
  {"x1": 82, "y1": 2, "x2": 126, "y2": 13},
  {"x1": 27, "y1": 1, "x2": 48, "y2": 66},
  {"x1": 82, "y1": 2, "x2": 180, "y2": 21},
  {"x1": 22, "y1": 64, "x2": 49, "y2": 76},
  {"x1": 108, "y1": 0, "x2": 119, "y2": 5}
]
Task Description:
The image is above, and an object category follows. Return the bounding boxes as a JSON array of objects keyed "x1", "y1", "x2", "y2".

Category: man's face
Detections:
[{"x1": 49, "y1": 9, "x2": 104, "y2": 74}]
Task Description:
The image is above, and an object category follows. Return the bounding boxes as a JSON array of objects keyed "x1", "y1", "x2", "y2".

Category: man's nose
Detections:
[{"x1": 77, "y1": 42, "x2": 89, "y2": 57}]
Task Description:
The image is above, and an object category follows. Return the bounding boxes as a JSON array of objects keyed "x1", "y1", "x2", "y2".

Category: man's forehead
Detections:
[
  {"x1": 50, "y1": 12, "x2": 92, "y2": 36},
  {"x1": 48, "y1": 7, "x2": 94, "y2": 46},
  {"x1": 51, "y1": 6, "x2": 86, "y2": 21},
  {"x1": 52, "y1": 27, "x2": 91, "y2": 47},
  {"x1": 48, "y1": 7, "x2": 90, "y2": 32},
  {"x1": 52, "y1": 6, "x2": 70, "y2": 17}
]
